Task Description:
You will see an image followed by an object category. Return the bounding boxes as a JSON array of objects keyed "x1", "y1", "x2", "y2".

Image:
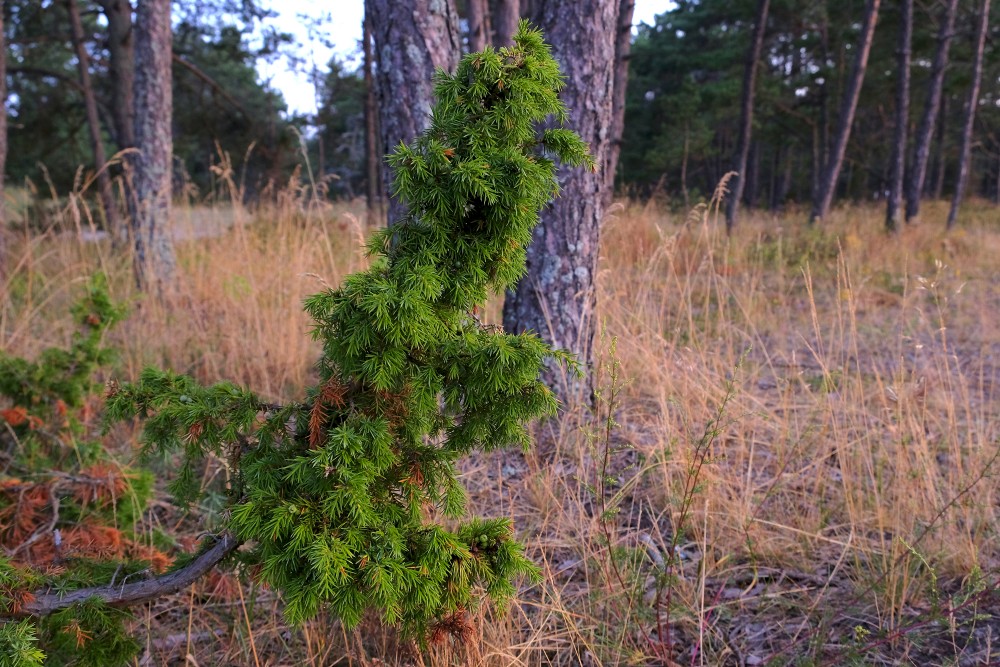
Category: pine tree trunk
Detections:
[
  {"x1": 0, "y1": 1, "x2": 7, "y2": 279},
  {"x1": 681, "y1": 127, "x2": 690, "y2": 210},
  {"x1": 746, "y1": 140, "x2": 760, "y2": 207},
  {"x1": 363, "y1": 4, "x2": 382, "y2": 225},
  {"x1": 776, "y1": 146, "x2": 793, "y2": 211},
  {"x1": 130, "y1": 0, "x2": 176, "y2": 291},
  {"x1": 905, "y1": 0, "x2": 958, "y2": 222},
  {"x1": 368, "y1": 0, "x2": 459, "y2": 225},
  {"x1": 885, "y1": 0, "x2": 912, "y2": 231},
  {"x1": 946, "y1": 0, "x2": 991, "y2": 230},
  {"x1": 995, "y1": 151, "x2": 1000, "y2": 205},
  {"x1": 726, "y1": 0, "x2": 770, "y2": 232},
  {"x1": 494, "y1": 0, "x2": 520, "y2": 46},
  {"x1": 467, "y1": 0, "x2": 489, "y2": 52},
  {"x1": 95, "y1": 0, "x2": 135, "y2": 150},
  {"x1": 810, "y1": 0, "x2": 880, "y2": 223},
  {"x1": 604, "y1": 0, "x2": 635, "y2": 205},
  {"x1": 502, "y1": 0, "x2": 618, "y2": 404},
  {"x1": 68, "y1": 0, "x2": 121, "y2": 234},
  {"x1": 933, "y1": 94, "x2": 949, "y2": 199},
  {"x1": 818, "y1": 16, "x2": 830, "y2": 195}
]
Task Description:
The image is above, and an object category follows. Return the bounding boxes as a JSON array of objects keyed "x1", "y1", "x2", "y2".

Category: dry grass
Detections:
[{"x1": 2, "y1": 186, "x2": 1000, "y2": 665}]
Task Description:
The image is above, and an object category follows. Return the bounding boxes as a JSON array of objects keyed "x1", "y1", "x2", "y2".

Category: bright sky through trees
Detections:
[{"x1": 257, "y1": 0, "x2": 670, "y2": 114}]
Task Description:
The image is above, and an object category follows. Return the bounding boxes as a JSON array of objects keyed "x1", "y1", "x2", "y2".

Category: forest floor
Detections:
[{"x1": 3, "y1": 193, "x2": 1000, "y2": 666}]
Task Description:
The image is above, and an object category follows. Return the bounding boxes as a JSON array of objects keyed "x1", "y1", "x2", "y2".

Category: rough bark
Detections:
[
  {"x1": 493, "y1": 0, "x2": 520, "y2": 46},
  {"x1": 502, "y1": 0, "x2": 618, "y2": 404},
  {"x1": 130, "y1": 0, "x2": 176, "y2": 291},
  {"x1": 885, "y1": 0, "x2": 912, "y2": 231},
  {"x1": 68, "y1": 0, "x2": 121, "y2": 234},
  {"x1": 810, "y1": 0, "x2": 881, "y2": 223},
  {"x1": 95, "y1": 0, "x2": 135, "y2": 150},
  {"x1": 604, "y1": 0, "x2": 635, "y2": 205},
  {"x1": 905, "y1": 0, "x2": 959, "y2": 222},
  {"x1": 368, "y1": 0, "x2": 460, "y2": 225},
  {"x1": 467, "y1": 0, "x2": 489, "y2": 51},
  {"x1": 363, "y1": 4, "x2": 382, "y2": 224},
  {"x1": 11, "y1": 534, "x2": 239, "y2": 617},
  {"x1": 946, "y1": 0, "x2": 991, "y2": 229},
  {"x1": 725, "y1": 0, "x2": 770, "y2": 232}
]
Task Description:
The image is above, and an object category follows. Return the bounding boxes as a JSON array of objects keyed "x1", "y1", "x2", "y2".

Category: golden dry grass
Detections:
[{"x1": 2, "y1": 188, "x2": 999, "y2": 665}]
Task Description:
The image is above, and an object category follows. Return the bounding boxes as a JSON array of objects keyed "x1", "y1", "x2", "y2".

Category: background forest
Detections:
[
  {"x1": 3, "y1": 0, "x2": 999, "y2": 220},
  {"x1": 2, "y1": 1, "x2": 1000, "y2": 666}
]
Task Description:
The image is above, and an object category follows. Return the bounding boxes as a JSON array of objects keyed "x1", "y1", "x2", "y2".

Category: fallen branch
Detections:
[{"x1": 10, "y1": 533, "x2": 240, "y2": 618}]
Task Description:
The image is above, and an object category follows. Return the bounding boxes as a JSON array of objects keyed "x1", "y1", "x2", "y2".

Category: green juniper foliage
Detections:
[
  {"x1": 110, "y1": 22, "x2": 592, "y2": 640},
  {"x1": 0, "y1": 277, "x2": 158, "y2": 666}
]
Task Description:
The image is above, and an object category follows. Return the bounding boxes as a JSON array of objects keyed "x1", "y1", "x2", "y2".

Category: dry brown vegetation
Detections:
[{"x1": 2, "y1": 188, "x2": 1000, "y2": 665}]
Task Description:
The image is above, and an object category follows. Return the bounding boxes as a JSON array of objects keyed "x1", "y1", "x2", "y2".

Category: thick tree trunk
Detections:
[
  {"x1": 502, "y1": 0, "x2": 618, "y2": 404},
  {"x1": 368, "y1": 0, "x2": 459, "y2": 225},
  {"x1": 493, "y1": 0, "x2": 520, "y2": 46},
  {"x1": 467, "y1": 0, "x2": 489, "y2": 52},
  {"x1": 362, "y1": 4, "x2": 382, "y2": 225},
  {"x1": 905, "y1": 0, "x2": 958, "y2": 222},
  {"x1": 726, "y1": 0, "x2": 770, "y2": 232},
  {"x1": 96, "y1": 0, "x2": 135, "y2": 150},
  {"x1": 885, "y1": 0, "x2": 912, "y2": 231},
  {"x1": 68, "y1": 0, "x2": 121, "y2": 234},
  {"x1": 130, "y1": 0, "x2": 176, "y2": 291},
  {"x1": 604, "y1": 0, "x2": 634, "y2": 205},
  {"x1": 810, "y1": 0, "x2": 880, "y2": 223},
  {"x1": 946, "y1": 0, "x2": 991, "y2": 230}
]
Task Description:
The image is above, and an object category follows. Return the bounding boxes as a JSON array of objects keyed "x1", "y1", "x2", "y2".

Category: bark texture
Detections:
[
  {"x1": 131, "y1": 0, "x2": 176, "y2": 291},
  {"x1": 68, "y1": 0, "x2": 121, "y2": 234},
  {"x1": 905, "y1": 0, "x2": 958, "y2": 222},
  {"x1": 363, "y1": 4, "x2": 382, "y2": 224},
  {"x1": 502, "y1": 0, "x2": 618, "y2": 404},
  {"x1": 810, "y1": 0, "x2": 880, "y2": 223},
  {"x1": 946, "y1": 0, "x2": 991, "y2": 229},
  {"x1": 725, "y1": 0, "x2": 770, "y2": 232},
  {"x1": 493, "y1": 0, "x2": 520, "y2": 46},
  {"x1": 605, "y1": 0, "x2": 635, "y2": 204},
  {"x1": 885, "y1": 0, "x2": 912, "y2": 231},
  {"x1": 467, "y1": 0, "x2": 489, "y2": 51},
  {"x1": 368, "y1": 0, "x2": 460, "y2": 225},
  {"x1": 96, "y1": 0, "x2": 135, "y2": 150}
]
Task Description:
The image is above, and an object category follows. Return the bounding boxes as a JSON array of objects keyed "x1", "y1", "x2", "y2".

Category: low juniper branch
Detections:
[{"x1": 8, "y1": 534, "x2": 239, "y2": 618}]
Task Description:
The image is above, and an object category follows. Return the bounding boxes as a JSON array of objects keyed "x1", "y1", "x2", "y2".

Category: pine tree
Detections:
[{"x1": 0, "y1": 25, "x2": 591, "y2": 663}]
